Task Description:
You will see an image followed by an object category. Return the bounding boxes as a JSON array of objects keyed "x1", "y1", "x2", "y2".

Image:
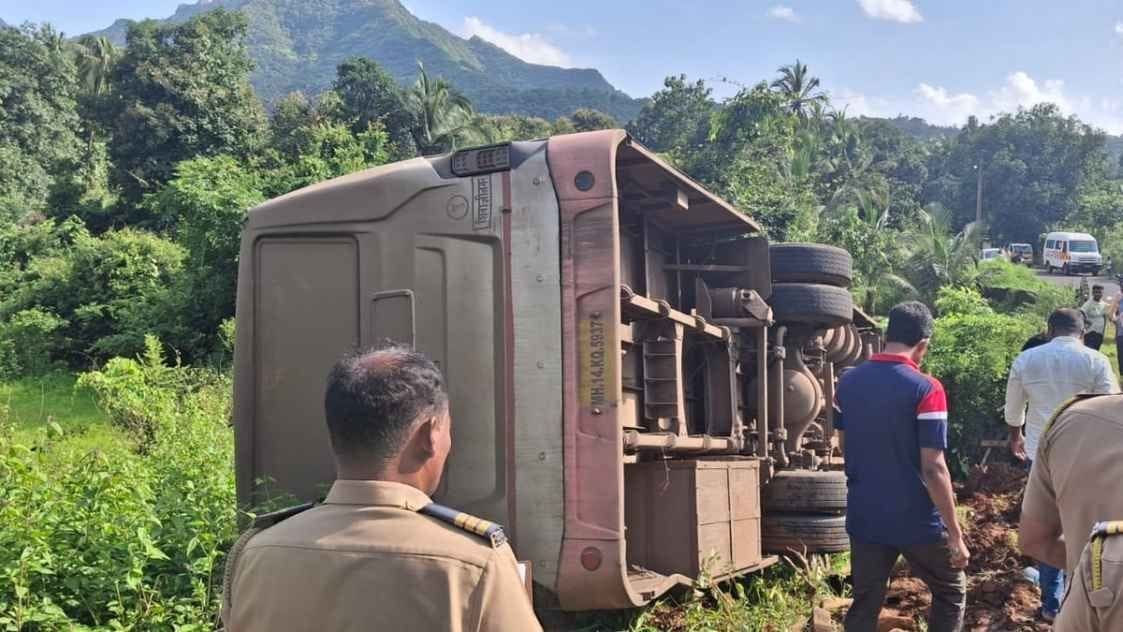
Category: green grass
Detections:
[
  {"x1": 1103, "y1": 323, "x2": 1120, "y2": 379},
  {"x1": 1, "y1": 373, "x2": 848, "y2": 630},
  {"x1": 555, "y1": 557, "x2": 847, "y2": 632},
  {"x1": 0, "y1": 372, "x2": 118, "y2": 448}
]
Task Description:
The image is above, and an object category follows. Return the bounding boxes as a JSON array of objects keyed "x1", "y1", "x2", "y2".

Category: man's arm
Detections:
[
  {"x1": 920, "y1": 448, "x2": 969, "y2": 568},
  {"x1": 915, "y1": 378, "x2": 968, "y2": 568},
  {"x1": 1004, "y1": 361, "x2": 1029, "y2": 460},
  {"x1": 475, "y1": 547, "x2": 543, "y2": 632},
  {"x1": 1093, "y1": 355, "x2": 1120, "y2": 394},
  {"x1": 1020, "y1": 456, "x2": 1066, "y2": 569}
]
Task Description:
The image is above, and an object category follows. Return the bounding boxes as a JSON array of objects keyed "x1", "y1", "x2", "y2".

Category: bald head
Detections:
[{"x1": 324, "y1": 344, "x2": 449, "y2": 468}]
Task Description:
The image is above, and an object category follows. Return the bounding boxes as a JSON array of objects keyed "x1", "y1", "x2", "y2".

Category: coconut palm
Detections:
[
  {"x1": 771, "y1": 60, "x2": 828, "y2": 117},
  {"x1": 902, "y1": 204, "x2": 982, "y2": 302},
  {"x1": 76, "y1": 36, "x2": 119, "y2": 99},
  {"x1": 405, "y1": 62, "x2": 489, "y2": 154}
]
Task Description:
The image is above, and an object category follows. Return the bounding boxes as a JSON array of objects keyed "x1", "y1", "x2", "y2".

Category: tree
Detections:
[
  {"x1": 771, "y1": 60, "x2": 827, "y2": 118},
  {"x1": 627, "y1": 75, "x2": 715, "y2": 155},
  {"x1": 108, "y1": 10, "x2": 267, "y2": 208},
  {"x1": 485, "y1": 115, "x2": 554, "y2": 142},
  {"x1": 75, "y1": 36, "x2": 119, "y2": 101},
  {"x1": 332, "y1": 57, "x2": 416, "y2": 155},
  {"x1": 0, "y1": 25, "x2": 82, "y2": 220},
  {"x1": 1, "y1": 222, "x2": 188, "y2": 365},
  {"x1": 901, "y1": 204, "x2": 981, "y2": 304},
  {"x1": 144, "y1": 156, "x2": 265, "y2": 355},
  {"x1": 924, "y1": 105, "x2": 1106, "y2": 243},
  {"x1": 264, "y1": 121, "x2": 391, "y2": 196},
  {"x1": 405, "y1": 63, "x2": 488, "y2": 155},
  {"x1": 566, "y1": 109, "x2": 617, "y2": 133}
]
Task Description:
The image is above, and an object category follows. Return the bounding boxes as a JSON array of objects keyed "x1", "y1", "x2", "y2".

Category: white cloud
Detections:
[
  {"x1": 833, "y1": 89, "x2": 891, "y2": 117},
  {"x1": 905, "y1": 72, "x2": 1123, "y2": 133},
  {"x1": 461, "y1": 17, "x2": 572, "y2": 67},
  {"x1": 857, "y1": 0, "x2": 923, "y2": 24},
  {"x1": 1115, "y1": 21, "x2": 1123, "y2": 37},
  {"x1": 992, "y1": 71, "x2": 1071, "y2": 113},
  {"x1": 916, "y1": 83, "x2": 980, "y2": 114},
  {"x1": 767, "y1": 6, "x2": 800, "y2": 22}
]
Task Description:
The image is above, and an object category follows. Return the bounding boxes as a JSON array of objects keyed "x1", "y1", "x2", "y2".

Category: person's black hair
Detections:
[
  {"x1": 1092, "y1": 284, "x2": 1104, "y2": 291},
  {"x1": 885, "y1": 301, "x2": 935, "y2": 347},
  {"x1": 324, "y1": 343, "x2": 449, "y2": 465},
  {"x1": 1048, "y1": 308, "x2": 1084, "y2": 336}
]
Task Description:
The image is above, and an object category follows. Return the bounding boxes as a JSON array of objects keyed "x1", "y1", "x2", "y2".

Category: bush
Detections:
[
  {"x1": 975, "y1": 259, "x2": 1072, "y2": 321},
  {"x1": 1, "y1": 223, "x2": 189, "y2": 369},
  {"x1": 0, "y1": 340, "x2": 237, "y2": 628},
  {"x1": 925, "y1": 302, "x2": 1035, "y2": 477},
  {"x1": 934, "y1": 286, "x2": 993, "y2": 317},
  {"x1": 0, "y1": 308, "x2": 66, "y2": 377}
]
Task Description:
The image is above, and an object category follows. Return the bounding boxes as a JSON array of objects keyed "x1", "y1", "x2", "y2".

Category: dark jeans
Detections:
[
  {"x1": 1024, "y1": 459, "x2": 1065, "y2": 615},
  {"x1": 845, "y1": 537, "x2": 967, "y2": 632},
  {"x1": 1085, "y1": 331, "x2": 1104, "y2": 350},
  {"x1": 1038, "y1": 561, "x2": 1064, "y2": 616}
]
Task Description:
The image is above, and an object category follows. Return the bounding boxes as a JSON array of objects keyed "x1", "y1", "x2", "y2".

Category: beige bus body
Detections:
[{"x1": 233, "y1": 130, "x2": 880, "y2": 610}]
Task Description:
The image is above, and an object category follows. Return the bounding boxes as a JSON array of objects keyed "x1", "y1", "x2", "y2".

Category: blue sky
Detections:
[{"x1": 4, "y1": 0, "x2": 1123, "y2": 132}]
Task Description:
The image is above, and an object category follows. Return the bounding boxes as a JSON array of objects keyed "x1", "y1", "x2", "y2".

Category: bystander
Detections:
[{"x1": 1005, "y1": 309, "x2": 1119, "y2": 621}]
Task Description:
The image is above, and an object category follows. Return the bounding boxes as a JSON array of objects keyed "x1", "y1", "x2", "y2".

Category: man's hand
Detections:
[
  {"x1": 1009, "y1": 433, "x2": 1027, "y2": 461},
  {"x1": 947, "y1": 531, "x2": 970, "y2": 569}
]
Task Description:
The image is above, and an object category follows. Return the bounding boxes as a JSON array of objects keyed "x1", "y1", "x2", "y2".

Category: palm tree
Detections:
[
  {"x1": 405, "y1": 62, "x2": 489, "y2": 155},
  {"x1": 771, "y1": 60, "x2": 828, "y2": 117},
  {"x1": 76, "y1": 36, "x2": 119, "y2": 99},
  {"x1": 902, "y1": 204, "x2": 982, "y2": 302}
]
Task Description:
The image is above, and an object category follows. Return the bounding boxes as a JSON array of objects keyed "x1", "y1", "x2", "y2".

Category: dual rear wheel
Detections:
[{"x1": 761, "y1": 470, "x2": 849, "y2": 554}]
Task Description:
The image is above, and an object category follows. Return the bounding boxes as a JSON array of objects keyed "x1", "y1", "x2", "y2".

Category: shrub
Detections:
[
  {"x1": 0, "y1": 308, "x2": 66, "y2": 378},
  {"x1": 1, "y1": 225, "x2": 189, "y2": 369},
  {"x1": 925, "y1": 307, "x2": 1035, "y2": 477},
  {"x1": 975, "y1": 259, "x2": 1072, "y2": 320},
  {"x1": 934, "y1": 286, "x2": 992, "y2": 317},
  {"x1": 0, "y1": 339, "x2": 237, "y2": 628},
  {"x1": 77, "y1": 336, "x2": 183, "y2": 447}
]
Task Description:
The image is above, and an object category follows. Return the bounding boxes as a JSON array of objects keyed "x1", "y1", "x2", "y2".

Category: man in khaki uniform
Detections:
[
  {"x1": 221, "y1": 345, "x2": 542, "y2": 632},
  {"x1": 1055, "y1": 521, "x2": 1123, "y2": 631},
  {"x1": 1020, "y1": 394, "x2": 1123, "y2": 629}
]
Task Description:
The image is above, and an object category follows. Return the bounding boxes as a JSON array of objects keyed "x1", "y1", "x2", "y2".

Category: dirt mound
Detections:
[
  {"x1": 963, "y1": 463, "x2": 1028, "y2": 497},
  {"x1": 887, "y1": 464, "x2": 1050, "y2": 631}
]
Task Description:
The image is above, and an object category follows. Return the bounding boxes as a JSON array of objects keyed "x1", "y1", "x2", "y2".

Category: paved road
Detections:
[{"x1": 1035, "y1": 268, "x2": 1121, "y2": 301}]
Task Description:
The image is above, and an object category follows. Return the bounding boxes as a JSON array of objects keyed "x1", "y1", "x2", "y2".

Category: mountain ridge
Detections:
[{"x1": 85, "y1": 0, "x2": 643, "y2": 121}]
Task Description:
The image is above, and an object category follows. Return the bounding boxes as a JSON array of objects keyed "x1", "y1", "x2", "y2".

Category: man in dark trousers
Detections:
[
  {"x1": 1081, "y1": 284, "x2": 1109, "y2": 350},
  {"x1": 836, "y1": 302, "x2": 969, "y2": 632}
]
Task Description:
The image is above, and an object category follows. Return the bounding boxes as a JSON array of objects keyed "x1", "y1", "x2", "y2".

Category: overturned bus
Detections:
[{"x1": 231, "y1": 129, "x2": 881, "y2": 611}]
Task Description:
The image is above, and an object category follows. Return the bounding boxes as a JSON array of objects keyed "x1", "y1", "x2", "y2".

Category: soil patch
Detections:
[{"x1": 888, "y1": 463, "x2": 1051, "y2": 631}]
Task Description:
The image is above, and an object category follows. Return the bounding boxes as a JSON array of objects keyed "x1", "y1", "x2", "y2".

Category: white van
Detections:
[{"x1": 1043, "y1": 231, "x2": 1102, "y2": 275}]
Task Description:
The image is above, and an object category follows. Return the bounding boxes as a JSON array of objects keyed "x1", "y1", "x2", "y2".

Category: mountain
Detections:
[{"x1": 87, "y1": 0, "x2": 642, "y2": 122}]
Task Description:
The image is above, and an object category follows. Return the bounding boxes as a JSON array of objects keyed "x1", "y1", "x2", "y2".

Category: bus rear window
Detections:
[{"x1": 1070, "y1": 240, "x2": 1098, "y2": 253}]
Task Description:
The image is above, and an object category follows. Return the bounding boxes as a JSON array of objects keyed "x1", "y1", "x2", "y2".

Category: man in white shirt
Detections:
[
  {"x1": 1005, "y1": 308, "x2": 1119, "y2": 621},
  {"x1": 1080, "y1": 284, "x2": 1109, "y2": 350}
]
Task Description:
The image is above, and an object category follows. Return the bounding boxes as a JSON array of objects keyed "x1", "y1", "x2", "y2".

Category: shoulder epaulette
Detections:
[
  {"x1": 252, "y1": 502, "x2": 316, "y2": 529},
  {"x1": 1089, "y1": 521, "x2": 1123, "y2": 593},
  {"x1": 418, "y1": 503, "x2": 507, "y2": 548}
]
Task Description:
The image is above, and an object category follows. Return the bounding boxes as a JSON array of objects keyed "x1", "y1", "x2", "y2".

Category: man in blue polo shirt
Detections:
[{"x1": 836, "y1": 301, "x2": 969, "y2": 632}]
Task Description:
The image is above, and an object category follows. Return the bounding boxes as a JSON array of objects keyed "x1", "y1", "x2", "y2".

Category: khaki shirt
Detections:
[
  {"x1": 1056, "y1": 530, "x2": 1123, "y2": 632},
  {"x1": 222, "y1": 480, "x2": 542, "y2": 632}
]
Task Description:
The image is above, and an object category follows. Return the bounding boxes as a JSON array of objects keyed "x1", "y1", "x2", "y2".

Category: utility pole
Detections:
[{"x1": 974, "y1": 163, "x2": 983, "y2": 225}]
